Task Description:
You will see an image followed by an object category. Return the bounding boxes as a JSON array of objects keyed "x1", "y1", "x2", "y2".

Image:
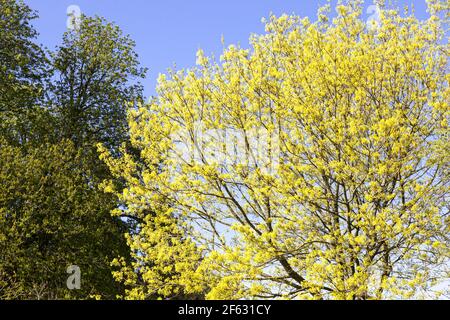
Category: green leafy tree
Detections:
[
  {"x1": 0, "y1": 0, "x2": 50, "y2": 145},
  {"x1": 0, "y1": 138, "x2": 129, "y2": 299},
  {"x1": 50, "y1": 15, "x2": 147, "y2": 150},
  {"x1": 0, "y1": 4, "x2": 145, "y2": 299}
]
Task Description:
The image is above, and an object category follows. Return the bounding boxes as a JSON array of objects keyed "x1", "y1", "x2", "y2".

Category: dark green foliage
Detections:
[
  {"x1": 0, "y1": 1, "x2": 146, "y2": 299},
  {"x1": 0, "y1": 0, "x2": 50, "y2": 145},
  {"x1": 0, "y1": 139, "x2": 129, "y2": 299},
  {"x1": 50, "y1": 15, "x2": 147, "y2": 150}
]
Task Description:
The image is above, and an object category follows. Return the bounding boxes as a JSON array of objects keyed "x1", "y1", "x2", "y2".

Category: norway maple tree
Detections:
[{"x1": 101, "y1": 0, "x2": 449, "y2": 300}]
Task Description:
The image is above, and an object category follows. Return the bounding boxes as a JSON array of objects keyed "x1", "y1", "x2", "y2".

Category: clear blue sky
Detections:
[{"x1": 24, "y1": 0, "x2": 429, "y2": 97}]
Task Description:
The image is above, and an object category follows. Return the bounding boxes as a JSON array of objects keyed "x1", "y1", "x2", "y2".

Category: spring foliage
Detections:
[
  {"x1": 100, "y1": 1, "x2": 449, "y2": 300},
  {"x1": 0, "y1": 1, "x2": 143, "y2": 299},
  {"x1": 0, "y1": 139, "x2": 129, "y2": 299}
]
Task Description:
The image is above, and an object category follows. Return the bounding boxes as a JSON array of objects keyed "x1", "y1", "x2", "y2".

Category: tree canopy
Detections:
[
  {"x1": 0, "y1": 138, "x2": 129, "y2": 299},
  {"x1": 100, "y1": 1, "x2": 449, "y2": 300},
  {"x1": 0, "y1": 0, "x2": 49, "y2": 145},
  {"x1": 0, "y1": 1, "x2": 145, "y2": 299},
  {"x1": 50, "y1": 15, "x2": 146, "y2": 150}
]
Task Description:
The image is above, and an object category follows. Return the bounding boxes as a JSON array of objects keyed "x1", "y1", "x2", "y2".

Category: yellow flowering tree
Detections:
[{"x1": 100, "y1": 0, "x2": 449, "y2": 300}]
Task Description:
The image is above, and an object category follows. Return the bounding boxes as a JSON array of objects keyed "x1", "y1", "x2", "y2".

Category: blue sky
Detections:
[{"x1": 24, "y1": 0, "x2": 430, "y2": 97}]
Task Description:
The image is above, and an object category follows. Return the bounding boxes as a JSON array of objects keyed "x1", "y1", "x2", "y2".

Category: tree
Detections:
[
  {"x1": 0, "y1": 0, "x2": 50, "y2": 145},
  {"x1": 99, "y1": 143, "x2": 209, "y2": 300},
  {"x1": 50, "y1": 15, "x2": 147, "y2": 150},
  {"x1": 0, "y1": 5, "x2": 144, "y2": 299},
  {"x1": 100, "y1": 1, "x2": 449, "y2": 300},
  {"x1": 45, "y1": 15, "x2": 148, "y2": 298},
  {"x1": 0, "y1": 138, "x2": 129, "y2": 299}
]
